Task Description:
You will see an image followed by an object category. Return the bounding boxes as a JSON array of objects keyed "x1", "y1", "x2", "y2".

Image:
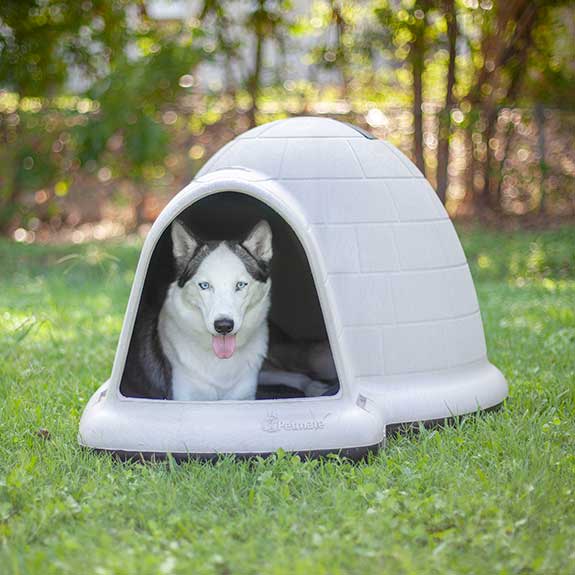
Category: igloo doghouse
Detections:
[{"x1": 79, "y1": 116, "x2": 508, "y2": 460}]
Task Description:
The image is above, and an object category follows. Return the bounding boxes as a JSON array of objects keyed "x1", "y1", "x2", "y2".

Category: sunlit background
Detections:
[{"x1": 1, "y1": 0, "x2": 574, "y2": 244}]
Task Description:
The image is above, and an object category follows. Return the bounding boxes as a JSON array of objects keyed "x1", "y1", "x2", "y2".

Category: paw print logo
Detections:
[{"x1": 261, "y1": 412, "x2": 280, "y2": 433}]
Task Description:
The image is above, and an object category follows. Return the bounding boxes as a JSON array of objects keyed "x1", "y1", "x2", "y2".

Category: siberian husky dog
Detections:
[{"x1": 157, "y1": 219, "x2": 273, "y2": 401}]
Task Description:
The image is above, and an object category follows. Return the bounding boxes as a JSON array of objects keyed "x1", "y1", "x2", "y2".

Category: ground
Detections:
[{"x1": 0, "y1": 226, "x2": 574, "y2": 575}]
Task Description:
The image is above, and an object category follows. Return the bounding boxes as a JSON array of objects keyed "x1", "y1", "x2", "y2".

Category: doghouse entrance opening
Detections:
[{"x1": 120, "y1": 192, "x2": 341, "y2": 401}]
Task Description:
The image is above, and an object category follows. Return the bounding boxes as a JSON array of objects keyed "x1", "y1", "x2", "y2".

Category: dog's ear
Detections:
[
  {"x1": 243, "y1": 220, "x2": 273, "y2": 262},
  {"x1": 238, "y1": 221, "x2": 273, "y2": 282},
  {"x1": 171, "y1": 220, "x2": 198, "y2": 261}
]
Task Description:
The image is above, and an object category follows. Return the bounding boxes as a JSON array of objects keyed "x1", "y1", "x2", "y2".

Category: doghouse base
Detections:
[
  {"x1": 78, "y1": 381, "x2": 386, "y2": 459},
  {"x1": 79, "y1": 361, "x2": 506, "y2": 460},
  {"x1": 358, "y1": 359, "x2": 508, "y2": 427}
]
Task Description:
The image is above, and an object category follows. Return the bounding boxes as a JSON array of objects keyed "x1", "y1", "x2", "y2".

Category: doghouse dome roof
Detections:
[{"x1": 196, "y1": 118, "x2": 499, "y2": 399}]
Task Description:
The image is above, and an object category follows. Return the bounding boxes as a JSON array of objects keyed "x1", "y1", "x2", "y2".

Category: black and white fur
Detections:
[
  {"x1": 118, "y1": 217, "x2": 339, "y2": 401},
  {"x1": 125, "y1": 219, "x2": 273, "y2": 401}
]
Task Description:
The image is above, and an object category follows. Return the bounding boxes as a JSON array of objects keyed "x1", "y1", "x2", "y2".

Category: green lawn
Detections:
[{"x1": 1, "y1": 227, "x2": 574, "y2": 575}]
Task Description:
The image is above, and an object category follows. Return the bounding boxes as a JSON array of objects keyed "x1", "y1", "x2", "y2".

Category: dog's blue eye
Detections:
[
  {"x1": 198, "y1": 282, "x2": 210, "y2": 290},
  {"x1": 236, "y1": 281, "x2": 248, "y2": 291}
]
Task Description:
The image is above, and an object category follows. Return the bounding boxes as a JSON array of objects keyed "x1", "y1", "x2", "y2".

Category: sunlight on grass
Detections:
[
  {"x1": 476, "y1": 253, "x2": 492, "y2": 270},
  {"x1": 0, "y1": 230, "x2": 574, "y2": 574}
]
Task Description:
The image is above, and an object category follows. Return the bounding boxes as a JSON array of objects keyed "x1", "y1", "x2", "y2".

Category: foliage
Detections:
[
  {"x1": 242, "y1": 0, "x2": 294, "y2": 125},
  {"x1": 0, "y1": 228, "x2": 574, "y2": 573},
  {"x1": 0, "y1": 1, "x2": 208, "y2": 231},
  {"x1": 523, "y1": 4, "x2": 575, "y2": 108},
  {"x1": 0, "y1": 0, "x2": 133, "y2": 96},
  {"x1": 75, "y1": 26, "x2": 205, "y2": 172},
  {"x1": 0, "y1": 0, "x2": 574, "y2": 235}
]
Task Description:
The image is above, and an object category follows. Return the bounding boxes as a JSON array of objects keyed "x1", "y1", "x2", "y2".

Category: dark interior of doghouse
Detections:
[{"x1": 120, "y1": 192, "x2": 340, "y2": 400}]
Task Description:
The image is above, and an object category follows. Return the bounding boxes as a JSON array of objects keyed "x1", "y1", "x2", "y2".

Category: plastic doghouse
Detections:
[{"x1": 78, "y1": 116, "x2": 508, "y2": 459}]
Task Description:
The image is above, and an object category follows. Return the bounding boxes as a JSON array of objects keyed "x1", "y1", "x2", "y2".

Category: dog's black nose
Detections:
[{"x1": 214, "y1": 317, "x2": 234, "y2": 335}]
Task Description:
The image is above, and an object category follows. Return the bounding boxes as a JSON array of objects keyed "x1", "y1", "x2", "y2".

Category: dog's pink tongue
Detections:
[{"x1": 212, "y1": 334, "x2": 236, "y2": 359}]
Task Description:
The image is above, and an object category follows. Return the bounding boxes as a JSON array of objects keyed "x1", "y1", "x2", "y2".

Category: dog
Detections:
[
  {"x1": 142, "y1": 219, "x2": 273, "y2": 401},
  {"x1": 119, "y1": 216, "x2": 339, "y2": 401}
]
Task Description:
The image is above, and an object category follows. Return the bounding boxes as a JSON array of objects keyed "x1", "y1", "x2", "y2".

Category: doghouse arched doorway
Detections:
[{"x1": 118, "y1": 186, "x2": 344, "y2": 402}]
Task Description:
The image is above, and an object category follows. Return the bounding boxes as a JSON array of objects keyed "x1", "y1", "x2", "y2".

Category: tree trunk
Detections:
[
  {"x1": 0, "y1": 120, "x2": 21, "y2": 234},
  {"x1": 331, "y1": 0, "x2": 350, "y2": 99},
  {"x1": 463, "y1": 0, "x2": 538, "y2": 215},
  {"x1": 535, "y1": 102, "x2": 547, "y2": 214},
  {"x1": 494, "y1": 119, "x2": 515, "y2": 209},
  {"x1": 247, "y1": 4, "x2": 265, "y2": 128},
  {"x1": 436, "y1": 0, "x2": 457, "y2": 204},
  {"x1": 463, "y1": 125, "x2": 476, "y2": 213},
  {"x1": 477, "y1": 105, "x2": 499, "y2": 212},
  {"x1": 476, "y1": 5, "x2": 538, "y2": 213},
  {"x1": 411, "y1": 5, "x2": 427, "y2": 174},
  {"x1": 493, "y1": 36, "x2": 533, "y2": 209}
]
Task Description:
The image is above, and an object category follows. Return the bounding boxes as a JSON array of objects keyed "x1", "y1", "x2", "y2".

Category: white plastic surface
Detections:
[
  {"x1": 79, "y1": 117, "x2": 508, "y2": 456},
  {"x1": 79, "y1": 381, "x2": 384, "y2": 456}
]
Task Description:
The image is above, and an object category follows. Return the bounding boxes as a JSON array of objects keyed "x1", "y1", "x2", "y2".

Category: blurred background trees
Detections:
[{"x1": 0, "y1": 0, "x2": 573, "y2": 241}]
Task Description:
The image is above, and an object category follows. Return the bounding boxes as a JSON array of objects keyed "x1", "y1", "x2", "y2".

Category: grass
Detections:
[{"x1": 0, "y1": 226, "x2": 574, "y2": 575}]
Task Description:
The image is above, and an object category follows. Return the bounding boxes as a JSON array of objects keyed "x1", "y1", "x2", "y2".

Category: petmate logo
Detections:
[{"x1": 261, "y1": 411, "x2": 329, "y2": 433}]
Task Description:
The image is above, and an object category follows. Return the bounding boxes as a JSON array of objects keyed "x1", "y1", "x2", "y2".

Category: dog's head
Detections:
[{"x1": 170, "y1": 219, "x2": 273, "y2": 359}]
